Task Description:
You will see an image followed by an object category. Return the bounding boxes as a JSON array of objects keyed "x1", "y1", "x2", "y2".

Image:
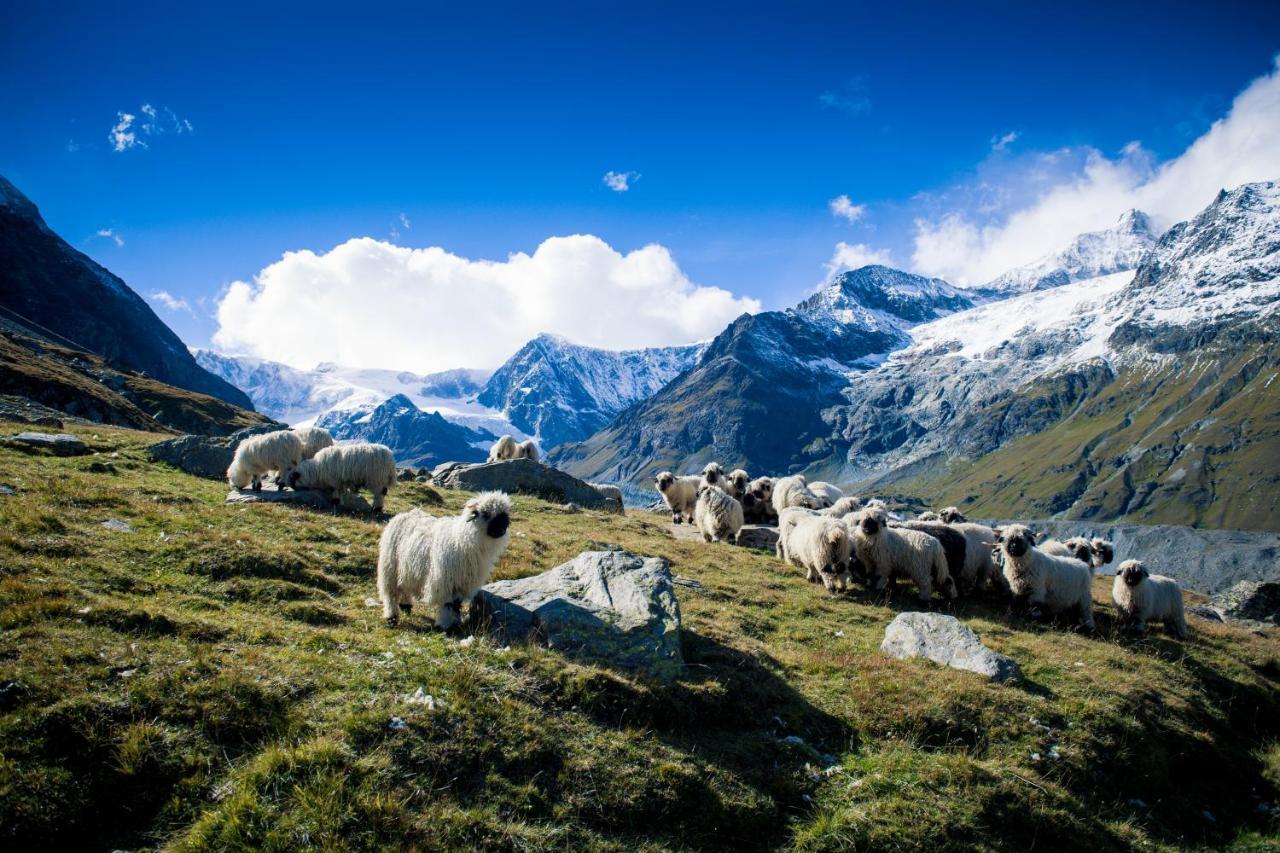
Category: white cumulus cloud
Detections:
[
  {"x1": 603, "y1": 170, "x2": 639, "y2": 192},
  {"x1": 149, "y1": 290, "x2": 192, "y2": 314},
  {"x1": 910, "y1": 56, "x2": 1280, "y2": 285},
  {"x1": 213, "y1": 235, "x2": 761, "y2": 372},
  {"x1": 824, "y1": 241, "x2": 895, "y2": 280},
  {"x1": 828, "y1": 194, "x2": 866, "y2": 222},
  {"x1": 95, "y1": 228, "x2": 124, "y2": 247}
]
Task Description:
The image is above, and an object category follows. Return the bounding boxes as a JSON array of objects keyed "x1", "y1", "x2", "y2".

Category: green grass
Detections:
[{"x1": 1, "y1": 423, "x2": 1279, "y2": 850}]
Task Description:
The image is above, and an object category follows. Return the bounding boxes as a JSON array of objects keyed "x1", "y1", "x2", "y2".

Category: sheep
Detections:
[
  {"x1": 728, "y1": 468, "x2": 750, "y2": 501},
  {"x1": 1111, "y1": 559, "x2": 1186, "y2": 639},
  {"x1": 376, "y1": 491, "x2": 511, "y2": 629},
  {"x1": 589, "y1": 482, "x2": 624, "y2": 507},
  {"x1": 655, "y1": 471, "x2": 700, "y2": 524},
  {"x1": 852, "y1": 508, "x2": 956, "y2": 603},
  {"x1": 694, "y1": 484, "x2": 744, "y2": 544},
  {"x1": 864, "y1": 498, "x2": 889, "y2": 513},
  {"x1": 947, "y1": 521, "x2": 1002, "y2": 593},
  {"x1": 808, "y1": 481, "x2": 844, "y2": 508},
  {"x1": 1040, "y1": 537, "x2": 1097, "y2": 566},
  {"x1": 1091, "y1": 539, "x2": 1115, "y2": 569},
  {"x1": 292, "y1": 426, "x2": 334, "y2": 459},
  {"x1": 700, "y1": 462, "x2": 734, "y2": 496},
  {"x1": 782, "y1": 513, "x2": 855, "y2": 593},
  {"x1": 516, "y1": 439, "x2": 540, "y2": 462},
  {"x1": 488, "y1": 435, "x2": 518, "y2": 462},
  {"x1": 897, "y1": 520, "x2": 970, "y2": 593},
  {"x1": 743, "y1": 477, "x2": 777, "y2": 524},
  {"x1": 772, "y1": 474, "x2": 821, "y2": 518},
  {"x1": 995, "y1": 524, "x2": 1095, "y2": 631},
  {"x1": 824, "y1": 496, "x2": 862, "y2": 518},
  {"x1": 917, "y1": 510, "x2": 940, "y2": 522},
  {"x1": 227, "y1": 429, "x2": 304, "y2": 492},
  {"x1": 939, "y1": 506, "x2": 967, "y2": 524},
  {"x1": 777, "y1": 506, "x2": 820, "y2": 560},
  {"x1": 286, "y1": 442, "x2": 397, "y2": 511}
]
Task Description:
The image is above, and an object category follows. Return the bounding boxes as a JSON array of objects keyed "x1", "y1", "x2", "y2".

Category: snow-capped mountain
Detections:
[
  {"x1": 477, "y1": 333, "x2": 708, "y2": 448},
  {"x1": 985, "y1": 208, "x2": 1157, "y2": 293},
  {"x1": 318, "y1": 394, "x2": 495, "y2": 468}
]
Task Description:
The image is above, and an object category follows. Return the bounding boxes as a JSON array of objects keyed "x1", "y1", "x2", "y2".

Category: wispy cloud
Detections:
[
  {"x1": 828, "y1": 194, "x2": 866, "y2": 222},
  {"x1": 389, "y1": 212, "x2": 413, "y2": 242},
  {"x1": 109, "y1": 113, "x2": 142, "y2": 152},
  {"x1": 603, "y1": 170, "x2": 640, "y2": 192},
  {"x1": 398, "y1": 212, "x2": 411, "y2": 230},
  {"x1": 109, "y1": 104, "x2": 192, "y2": 152},
  {"x1": 824, "y1": 241, "x2": 894, "y2": 280},
  {"x1": 819, "y1": 77, "x2": 871, "y2": 115},
  {"x1": 95, "y1": 228, "x2": 124, "y2": 247},
  {"x1": 149, "y1": 290, "x2": 193, "y2": 315},
  {"x1": 991, "y1": 130, "x2": 1019, "y2": 152}
]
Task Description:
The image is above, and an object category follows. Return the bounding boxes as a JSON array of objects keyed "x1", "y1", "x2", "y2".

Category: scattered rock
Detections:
[
  {"x1": 225, "y1": 483, "x2": 371, "y2": 512},
  {"x1": 735, "y1": 524, "x2": 779, "y2": 551},
  {"x1": 7, "y1": 432, "x2": 89, "y2": 456},
  {"x1": 1188, "y1": 604, "x2": 1225, "y2": 623},
  {"x1": 85, "y1": 461, "x2": 117, "y2": 474},
  {"x1": 1211, "y1": 580, "x2": 1280, "y2": 624},
  {"x1": 101, "y1": 519, "x2": 133, "y2": 533},
  {"x1": 431, "y1": 461, "x2": 471, "y2": 481},
  {"x1": 0, "y1": 680, "x2": 28, "y2": 712},
  {"x1": 397, "y1": 468, "x2": 417, "y2": 482},
  {"x1": 880, "y1": 612, "x2": 1021, "y2": 682},
  {"x1": 474, "y1": 549, "x2": 684, "y2": 679},
  {"x1": 436, "y1": 458, "x2": 613, "y2": 510},
  {"x1": 147, "y1": 424, "x2": 282, "y2": 480},
  {"x1": 387, "y1": 716, "x2": 408, "y2": 731},
  {"x1": 402, "y1": 687, "x2": 445, "y2": 710},
  {"x1": 0, "y1": 485, "x2": 14, "y2": 496}
]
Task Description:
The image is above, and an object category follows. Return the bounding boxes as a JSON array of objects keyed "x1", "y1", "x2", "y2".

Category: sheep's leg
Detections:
[
  {"x1": 373, "y1": 486, "x2": 387, "y2": 512},
  {"x1": 379, "y1": 561, "x2": 401, "y2": 627},
  {"x1": 672, "y1": 511, "x2": 681, "y2": 524},
  {"x1": 252, "y1": 475, "x2": 262, "y2": 493}
]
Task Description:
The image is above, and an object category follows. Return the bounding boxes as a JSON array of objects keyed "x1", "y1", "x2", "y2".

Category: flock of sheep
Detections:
[
  {"x1": 656, "y1": 464, "x2": 1188, "y2": 639},
  {"x1": 223, "y1": 429, "x2": 1187, "y2": 641}
]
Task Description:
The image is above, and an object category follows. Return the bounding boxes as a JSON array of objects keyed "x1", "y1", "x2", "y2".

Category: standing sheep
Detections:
[
  {"x1": 852, "y1": 508, "x2": 956, "y2": 603},
  {"x1": 743, "y1": 477, "x2": 778, "y2": 524},
  {"x1": 772, "y1": 475, "x2": 821, "y2": 518},
  {"x1": 1091, "y1": 539, "x2": 1116, "y2": 569},
  {"x1": 782, "y1": 513, "x2": 855, "y2": 593},
  {"x1": 728, "y1": 468, "x2": 750, "y2": 501},
  {"x1": 516, "y1": 439, "x2": 540, "y2": 462},
  {"x1": 292, "y1": 426, "x2": 335, "y2": 459},
  {"x1": 1041, "y1": 537, "x2": 1097, "y2": 566},
  {"x1": 808, "y1": 482, "x2": 844, "y2": 508},
  {"x1": 694, "y1": 485, "x2": 744, "y2": 544},
  {"x1": 898, "y1": 520, "x2": 970, "y2": 593},
  {"x1": 286, "y1": 442, "x2": 397, "y2": 511},
  {"x1": 947, "y1": 521, "x2": 1002, "y2": 593},
  {"x1": 589, "y1": 483, "x2": 624, "y2": 507},
  {"x1": 700, "y1": 462, "x2": 734, "y2": 495},
  {"x1": 377, "y1": 491, "x2": 512, "y2": 629},
  {"x1": 227, "y1": 430, "x2": 304, "y2": 492},
  {"x1": 995, "y1": 525, "x2": 1095, "y2": 631},
  {"x1": 655, "y1": 471, "x2": 700, "y2": 524},
  {"x1": 488, "y1": 435, "x2": 518, "y2": 462},
  {"x1": 1111, "y1": 560, "x2": 1186, "y2": 639},
  {"x1": 939, "y1": 506, "x2": 968, "y2": 524}
]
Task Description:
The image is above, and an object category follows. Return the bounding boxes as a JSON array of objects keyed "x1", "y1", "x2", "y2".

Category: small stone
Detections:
[
  {"x1": 8, "y1": 432, "x2": 88, "y2": 456},
  {"x1": 102, "y1": 519, "x2": 132, "y2": 533},
  {"x1": 76, "y1": 606, "x2": 91, "y2": 615},
  {"x1": 834, "y1": 630, "x2": 845, "y2": 637},
  {"x1": 457, "y1": 636, "x2": 476, "y2": 648},
  {"x1": 0, "y1": 485, "x2": 14, "y2": 496},
  {"x1": 388, "y1": 716, "x2": 408, "y2": 731},
  {"x1": 782, "y1": 735, "x2": 806, "y2": 746},
  {"x1": 403, "y1": 687, "x2": 445, "y2": 710}
]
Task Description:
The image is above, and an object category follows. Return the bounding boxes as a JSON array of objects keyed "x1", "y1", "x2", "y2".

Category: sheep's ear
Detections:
[{"x1": 1026, "y1": 530, "x2": 1037, "y2": 545}]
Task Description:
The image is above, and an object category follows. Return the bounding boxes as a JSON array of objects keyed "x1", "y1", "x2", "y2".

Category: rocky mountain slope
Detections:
[
  {"x1": 0, "y1": 176, "x2": 253, "y2": 410},
  {"x1": 316, "y1": 393, "x2": 494, "y2": 467},
  {"x1": 550, "y1": 267, "x2": 973, "y2": 482}
]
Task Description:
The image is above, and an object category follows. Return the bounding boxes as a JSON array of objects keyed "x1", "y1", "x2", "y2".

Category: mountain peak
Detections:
[
  {"x1": 986, "y1": 209, "x2": 1158, "y2": 294},
  {"x1": 796, "y1": 264, "x2": 973, "y2": 326},
  {"x1": 0, "y1": 175, "x2": 43, "y2": 223}
]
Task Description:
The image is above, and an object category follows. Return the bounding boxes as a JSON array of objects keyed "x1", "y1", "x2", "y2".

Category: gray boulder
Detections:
[
  {"x1": 736, "y1": 524, "x2": 779, "y2": 551},
  {"x1": 474, "y1": 550, "x2": 683, "y2": 679},
  {"x1": 437, "y1": 458, "x2": 614, "y2": 510},
  {"x1": 7, "y1": 432, "x2": 88, "y2": 456},
  {"x1": 881, "y1": 612, "x2": 1021, "y2": 682},
  {"x1": 148, "y1": 424, "x2": 283, "y2": 480},
  {"x1": 1210, "y1": 581, "x2": 1280, "y2": 625}
]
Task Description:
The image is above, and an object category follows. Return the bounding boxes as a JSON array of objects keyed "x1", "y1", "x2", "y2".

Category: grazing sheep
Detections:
[
  {"x1": 782, "y1": 512, "x2": 854, "y2": 592},
  {"x1": 1111, "y1": 560, "x2": 1186, "y2": 639},
  {"x1": 898, "y1": 521, "x2": 970, "y2": 593},
  {"x1": 377, "y1": 491, "x2": 511, "y2": 629},
  {"x1": 772, "y1": 475, "x2": 821, "y2": 518},
  {"x1": 939, "y1": 506, "x2": 967, "y2": 524},
  {"x1": 808, "y1": 481, "x2": 844, "y2": 508},
  {"x1": 995, "y1": 525, "x2": 1095, "y2": 631},
  {"x1": 286, "y1": 442, "x2": 397, "y2": 511},
  {"x1": 824, "y1": 496, "x2": 862, "y2": 518},
  {"x1": 917, "y1": 510, "x2": 940, "y2": 522},
  {"x1": 1091, "y1": 539, "x2": 1115, "y2": 569},
  {"x1": 694, "y1": 484, "x2": 744, "y2": 544},
  {"x1": 1041, "y1": 537, "x2": 1097, "y2": 566},
  {"x1": 488, "y1": 435, "x2": 518, "y2": 462},
  {"x1": 853, "y1": 508, "x2": 956, "y2": 603},
  {"x1": 743, "y1": 477, "x2": 778, "y2": 524},
  {"x1": 700, "y1": 462, "x2": 734, "y2": 495},
  {"x1": 227, "y1": 430, "x2": 304, "y2": 492},
  {"x1": 516, "y1": 438, "x2": 540, "y2": 462},
  {"x1": 655, "y1": 471, "x2": 700, "y2": 524},
  {"x1": 728, "y1": 468, "x2": 750, "y2": 501},
  {"x1": 292, "y1": 426, "x2": 335, "y2": 460},
  {"x1": 589, "y1": 482, "x2": 624, "y2": 507}
]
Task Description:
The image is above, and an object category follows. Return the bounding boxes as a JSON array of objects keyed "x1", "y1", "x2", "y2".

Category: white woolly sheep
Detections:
[
  {"x1": 227, "y1": 430, "x2": 304, "y2": 492},
  {"x1": 589, "y1": 482, "x2": 624, "y2": 506},
  {"x1": 808, "y1": 481, "x2": 844, "y2": 508},
  {"x1": 1111, "y1": 560, "x2": 1186, "y2": 639},
  {"x1": 376, "y1": 491, "x2": 511, "y2": 629},
  {"x1": 488, "y1": 435, "x2": 518, "y2": 462},
  {"x1": 728, "y1": 468, "x2": 750, "y2": 501},
  {"x1": 286, "y1": 442, "x2": 397, "y2": 511},
  {"x1": 863, "y1": 498, "x2": 889, "y2": 513},
  {"x1": 772, "y1": 475, "x2": 821, "y2": 518},
  {"x1": 947, "y1": 521, "x2": 1002, "y2": 591},
  {"x1": 996, "y1": 525, "x2": 1095, "y2": 631},
  {"x1": 516, "y1": 439, "x2": 540, "y2": 462},
  {"x1": 1091, "y1": 539, "x2": 1115, "y2": 569},
  {"x1": 824, "y1": 496, "x2": 862, "y2": 518},
  {"x1": 694, "y1": 484, "x2": 744, "y2": 544},
  {"x1": 852, "y1": 508, "x2": 956, "y2": 603},
  {"x1": 1041, "y1": 537, "x2": 1097, "y2": 566},
  {"x1": 776, "y1": 506, "x2": 821, "y2": 560},
  {"x1": 700, "y1": 462, "x2": 734, "y2": 495},
  {"x1": 917, "y1": 510, "x2": 940, "y2": 522},
  {"x1": 292, "y1": 426, "x2": 335, "y2": 459},
  {"x1": 782, "y1": 513, "x2": 854, "y2": 593},
  {"x1": 655, "y1": 471, "x2": 700, "y2": 524},
  {"x1": 939, "y1": 506, "x2": 967, "y2": 524},
  {"x1": 743, "y1": 477, "x2": 777, "y2": 524}
]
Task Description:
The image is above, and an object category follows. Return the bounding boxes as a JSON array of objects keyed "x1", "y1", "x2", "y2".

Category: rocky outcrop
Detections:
[
  {"x1": 735, "y1": 524, "x2": 779, "y2": 552},
  {"x1": 881, "y1": 612, "x2": 1021, "y2": 682},
  {"x1": 147, "y1": 424, "x2": 283, "y2": 480},
  {"x1": 1206, "y1": 581, "x2": 1280, "y2": 625},
  {"x1": 6, "y1": 431, "x2": 88, "y2": 456},
  {"x1": 435, "y1": 458, "x2": 618, "y2": 511},
  {"x1": 474, "y1": 550, "x2": 683, "y2": 679}
]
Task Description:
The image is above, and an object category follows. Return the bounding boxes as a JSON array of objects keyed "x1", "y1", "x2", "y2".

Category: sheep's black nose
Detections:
[
  {"x1": 487, "y1": 513, "x2": 510, "y2": 538},
  {"x1": 1007, "y1": 540, "x2": 1027, "y2": 557}
]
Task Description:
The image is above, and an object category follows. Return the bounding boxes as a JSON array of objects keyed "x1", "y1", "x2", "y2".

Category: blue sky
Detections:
[{"x1": 3, "y1": 1, "x2": 1279, "y2": 369}]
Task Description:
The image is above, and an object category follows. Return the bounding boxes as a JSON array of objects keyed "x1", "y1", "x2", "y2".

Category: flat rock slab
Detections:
[
  {"x1": 475, "y1": 550, "x2": 684, "y2": 680},
  {"x1": 736, "y1": 524, "x2": 779, "y2": 551},
  {"x1": 148, "y1": 424, "x2": 284, "y2": 480},
  {"x1": 436, "y1": 458, "x2": 616, "y2": 511},
  {"x1": 881, "y1": 612, "x2": 1021, "y2": 682},
  {"x1": 7, "y1": 432, "x2": 88, "y2": 456},
  {"x1": 225, "y1": 485, "x2": 373, "y2": 513}
]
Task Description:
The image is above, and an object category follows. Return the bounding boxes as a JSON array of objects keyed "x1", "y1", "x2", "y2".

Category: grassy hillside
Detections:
[
  {"x1": 1, "y1": 424, "x2": 1279, "y2": 850},
  {"x1": 863, "y1": 343, "x2": 1280, "y2": 533}
]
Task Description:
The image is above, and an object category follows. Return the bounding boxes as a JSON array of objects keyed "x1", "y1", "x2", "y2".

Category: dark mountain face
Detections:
[
  {"x1": 317, "y1": 394, "x2": 495, "y2": 468},
  {"x1": 0, "y1": 176, "x2": 253, "y2": 410}
]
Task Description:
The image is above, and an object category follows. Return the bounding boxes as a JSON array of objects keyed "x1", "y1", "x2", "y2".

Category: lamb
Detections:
[
  {"x1": 782, "y1": 513, "x2": 855, "y2": 593},
  {"x1": 516, "y1": 439, "x2": 540, "y2": 462},
  {"x1": 488, "y1": 435, "x2": 518, "y2": 462},
  {"x1": 852, "y1": 508, "x2": 956, "y2": 603},
  {"x1": 227, "y1": 429, "x2": 304, "y2": 492},
  {"x1": 589, "y1": 482, "x2": 624, "y2": 507},
  {"x1": 743, "y1": 477, "x2": 778, "y2": 524},
  {"x1": 700, "y1": 462, "x2": 734, "y2": 495},
  {"x1": 694, "y1": 484, "x2": 744, "y2": 544},
  {"x1": 1111, "y1": 560, "x2": 1186, "y2": 639},
  {"x1": 824, "y1": 496, "x2": 862, "y2": 518},
  {"x1": 897, "y1": 520, "x2": 970, "y2": 593},
  {"x1": 292, "y1": 426, "x2": 335, "y2": 459},
  {"x1": 1040, "y1": 537, "x2": 1097, "y2": 566},
  {"x1": 286, "y1": 442, "x2": 397, "y2": 511},
  {"x1": 376, "y1": 491, "x2": 511, "y2": 629},
  {"x1": 728, "y1": 468, "x2": 750, "y2": 501},
  {"x1": 917, "y1": 510, "x2": 940, "y2": 522},
  {"x1": 772, "y1": 474, "x2": 821, "y2": 518},
  {"x1": 655, "y1": 471, "x2": 700, "y2": 524},
  {"x1": 995, "y1": 524, "x2": 1095, "y2": 631},
  {"x1": 939, "y1": 506, "x2": 967, "y2": 524},
  {"x1": 808, "y1": 481, "x2": 845, "y2": 508}
]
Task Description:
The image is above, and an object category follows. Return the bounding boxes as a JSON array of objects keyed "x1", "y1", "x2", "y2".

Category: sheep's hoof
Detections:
[{"x1": 385, "y1": 615, "x2": 399, "y2": 628}]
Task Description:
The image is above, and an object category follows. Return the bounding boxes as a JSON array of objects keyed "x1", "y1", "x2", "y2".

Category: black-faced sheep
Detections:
[
  {"x1": 853, "y1": 508, "x2": 956, "y2": 603},
  {"x1": 743, "y1": 477, "x2": 778, "y2": 524},
  {"x1": 700, "y1": 462, "x2": 734, "y2": 495},
  {"x1": 227, "y1": 430, "x2": 303, "y2": 492},
  {"x1": 728, "y1": 468, "x2": 750, "y2": 501},
  {"x1": 1112, "y1": 560, "x2": 1186, "y2": 639},
  {"x1": 1041, "y1": 537, "x2": 1097, "y2": 566},
  {"x1": 287, "y1": 442, "x2": 397, "y2": 511},
  {"x1": 781, "y1": 512, "x2": 854, "y2": 593},
  {"x1": 694, "y1": 484, "x2": 744, "y2": 544},
  {"x1": 292, "y1": 426, "x2": 335, "y2": 459},
  {"x1": 771, "y1": 475, "x2": 821, "y2": 518},
  {"x1": 939, "y1": 506, "x2": 967, "y2": 524},
  {"x1": 376, "y1": 491, "x2": 511, "y2": 629},
  {"x1": 655, "y1": 471, "x2": 699, "y2": 524},
  {"x1": 947, "y1": 521, "x2": 1002, "y2": 592},
  {"x1": 917, "y1": 510, "x2": 940, "y2": 522},
  {"x1": 1091, "y1": 539, "x2": 1115, "y2": 568},
  {"x1": 488, "y1": 435, "x2": 518, "y2": 462},
  {"x1": 898, "y1": 520, "x2": 970, "y2": 593},
  {"x1": 824, "y1": 496, "x2": 862, "y2": 518},
  {"x1": 995, "y1": 525, "x2": 1095, "y2": 631}
]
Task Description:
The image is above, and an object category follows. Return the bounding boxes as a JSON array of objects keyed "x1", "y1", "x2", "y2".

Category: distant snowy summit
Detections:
[{"x1": 985, "y1": 209, "x2": 1158, "y2": 294}]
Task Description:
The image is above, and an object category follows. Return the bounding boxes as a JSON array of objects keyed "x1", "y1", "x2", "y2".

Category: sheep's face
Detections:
[
  {"x1": 1119, "y1": 560, "x2": 1148, "y2": 587},
  {"x1": 655, "y1": 472, "x2": 676, "y2": 493},
  {"x1": 1066, "y1": 539, "x2": 1096, "y2": 565},
  {"x1": 1092, "y1": 540, "x2": 1115, "y2": 566},
  {"x1": 918, "y1": 511, "x2": 940, "y2": 521},
  {"x1": 940, "y1": 507, "x2": 966, "y2": 524},
  {"x1": 748, "y1": 478, "x2": 774, "y2": 502},
  {"x1": 702, "y1": 463, "x2": 723, "y2": 485},
  {"x1": 859, "y1": 510, "x2": 885, "y2": 537},
  {"x1": 998, "y1": 524, "x2": 1036, "y2": 558},
  {"x1": 464, "y1": 491, "x2": 511, "y2": 539}
]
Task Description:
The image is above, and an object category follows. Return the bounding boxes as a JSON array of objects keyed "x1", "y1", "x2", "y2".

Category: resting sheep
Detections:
[
  {"x1": 227, "y1": 430, "x2": 303, "y2": 492},
  {"x1": 995, "y1": 525, "x2": 1095, "y2": 631},
  {"x1": 488, "y1": 435, "x2": 518, "y2": 462},
  {"x1": 808, "y1": 481, "x2": 844, "y2": 508},
  {"x1": 772, "y1": 475, "x2": 821, "y2": 518},
  {"x1": 852, "y1": 508, "x2": 956, "y2": 603},
  {"x1": 655, "y1": 471, "x2": 700, "y2": 524},
  {"x1": 694, "y1": 485, "x2": 744, "y2": 544},
  {"x1": 1111, "y1": 560, "x2": 1186, "y2": 639},
  {"x1": 286, "y1": 442, "x2": 397, "y2": 511},
  {"x1": 743, "y1": 477, "x2": 778, "y2": 524},
  {"x1": 377, "y1": 491, "x2": 511, "y2": 629},
  {"x1": 781, "y1": 512, "x2": 854, "y2": 592}
]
